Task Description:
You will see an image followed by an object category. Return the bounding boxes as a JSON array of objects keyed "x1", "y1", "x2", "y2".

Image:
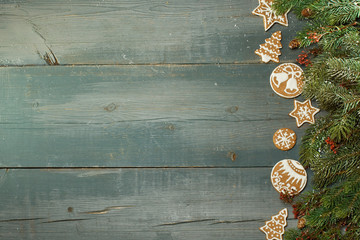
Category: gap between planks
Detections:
[
  {"x1": 0, "y1": 61, "x2": 298, "y2": 68},
  {"x1": 0, "y1": 166, "x2": 274, "y2": 170}
]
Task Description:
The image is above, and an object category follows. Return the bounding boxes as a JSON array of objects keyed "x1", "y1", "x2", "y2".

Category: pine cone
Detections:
[
  {"x1": 289, "y1": 39, "x2": 300, "y2": 49},
  {"x1": 301, "y1": 8, "x2": 313, "y2": 18},
  {"x1": 297, "y1": 217, "x2": 306, "y2": 229}
]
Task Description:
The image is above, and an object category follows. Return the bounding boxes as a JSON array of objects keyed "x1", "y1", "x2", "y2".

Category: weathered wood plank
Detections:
[
  {"x1": 0, "y1": 65, "x2": 306, "y2": 167},
  {"x1": 0, "y1": 168, "x2": 307, "y2": 239},
  {"x1": 0, "y1": 3, "x2": 310, "y2": 240},
  {"x1": 0, "y1": 0, "x2": 303, "y2": 65}
]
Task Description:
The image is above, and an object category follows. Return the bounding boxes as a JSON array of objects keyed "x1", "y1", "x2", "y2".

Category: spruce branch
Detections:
[
  {"x1": 285, "y1": 176, "x2": 360, "y2": 239},
  {"x1": 273, "y1": 1, "x2": 360, "y2": 239},
  {"x1": 273, "y1": 0, "x2": 317, "y2": 16},
  {"x1": 326, "y1": 57, "x2": 360, "y2": 84},
  {"x1": 343, "y1": 97, "x2": 360, "y2": 113},
  {"x1": 314, "y1": 0, "x2": 360, "y2": 25},
  {"x1": 328, "y1": 112, "x2": 357, "y2": 141}
]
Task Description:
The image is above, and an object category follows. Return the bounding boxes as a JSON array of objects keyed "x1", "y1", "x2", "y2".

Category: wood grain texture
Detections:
[
  {"x1": 0, "y1": 1, "x2": 310, "y2": 239},
  {"x1": 0, "y1": 65, "x2": 306, "y2": 167},
  {"x1": 0, "y1": 0, "x2": 303, "y2": 65},
  {"x1": 0, "y1": 168, "x2": 309, "y2": 239}
]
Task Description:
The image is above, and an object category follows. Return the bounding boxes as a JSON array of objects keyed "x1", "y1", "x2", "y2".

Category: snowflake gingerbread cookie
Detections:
[
  {"x1": 270, "y1": 63, "x2": 304, "y2": 98},
  {"x1": 259, "y1": 208, "x2": 288, "y2": 240},
  {"x1": 289, "y1": 99, "x2": 320, "y2": 127},
  {"x1": 252, "y1": 0, "x2": 289, "y2": 31},
  {"x1": 255, "y1": 31, "x2": 282, "y2": 63},
  {"x1": 271, "y1": 159, "x2": 307, "y2": 196},
  {"x1": 273, "y1": 128, "x2": 296, "y2": 151}
]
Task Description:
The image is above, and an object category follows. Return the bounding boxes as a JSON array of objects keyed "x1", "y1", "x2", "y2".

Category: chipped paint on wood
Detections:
[
  {"x1": 41, "y1": 48, "x2": 60, "y2": 65},
  {"x1": 42, "y1": 218, "x2": 91, "y2": 224},
  {"x1": 155, "y1": 219, "x2": 217, "y2": 227},
  {"x1": 227, "y1": 152, "x2": 237, "y2": 161},
  {"x1": 80, "y1": 206, "x2": 135, "y2": 215}
]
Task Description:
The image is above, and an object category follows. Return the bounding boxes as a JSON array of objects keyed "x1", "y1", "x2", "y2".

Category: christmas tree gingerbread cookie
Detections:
[
  {"x1": 252, "y1": 0, "x2": 289, "y2": 31},
  {"x1": 259, "y1": 208, "x2": 288, "y2": 240},
  {"x1": 270, "y1": 63, "x2": 304, "y2": 98},
  {"x1": 271, "y1": 159, "x2": 307, "y2": 196},
  {"x1": 289, "y1": 99, "x2": 320, "y2": 127},
  {"x1": 273, "y1": 128, "x2": 296, "y2": 151},
  {"x1": 255, "y1": 31, "x2": 282, "y2": 63}
]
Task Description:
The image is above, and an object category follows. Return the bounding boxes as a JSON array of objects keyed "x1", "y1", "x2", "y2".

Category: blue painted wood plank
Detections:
[
  {"x1": 0, "y1": 65, "x2": 306, "y2": 167},
  {"x1": 0, "y1": 2, "x2": 310, "y2": 240},
  {"x1": 0, "y1": 168, "x2": 309, "y2": 239},
  {"x1": 0, "y1": 0, "x2": 303, "y2": 65}
]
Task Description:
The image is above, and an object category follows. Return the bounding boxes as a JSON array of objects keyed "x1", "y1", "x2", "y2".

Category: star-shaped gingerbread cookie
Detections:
[
  {"x1": 252, "y1": 0, "x2": 289, "y2": 31},
  {"x1": 289, "y1": 99, "x2": 320, "y2": 127}
]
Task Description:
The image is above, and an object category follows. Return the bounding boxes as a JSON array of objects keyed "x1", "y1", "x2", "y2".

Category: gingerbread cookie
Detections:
[
  {"x1": 273, "y1": 128, "x2": 296, "y2": 151},
  {"x1": 270, "y1": 63, "x2": 304, "y2": 98},
  {"x1": 289, "y1": 99, "x2": 320, "y2": 127},
  {"x1": 252, "y1": 0, "x2": 289, "y2": 31},
  {"x1": 255, "y1": 31, "x2": 282, "y2": 63},
  {"x1": 259, "y1": 208, "x2": 288, "y2": 240},
  {"x1": 271, "y1": 159, "x2": 307, "y2": 196}
]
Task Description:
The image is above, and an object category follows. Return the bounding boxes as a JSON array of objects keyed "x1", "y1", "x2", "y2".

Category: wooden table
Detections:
[{"x1": 0, "y1": 1, "x2": 308, "y2": 239}]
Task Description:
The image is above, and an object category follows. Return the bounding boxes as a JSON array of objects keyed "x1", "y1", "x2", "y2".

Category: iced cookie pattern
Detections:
[
  {"x1": 273, "y1": 128, "x2": 296, "y2": 151},
  {"x1": 259, "y1": 208, "x2": 288, "y2": 240},
  {"x1": 270, "y1": 63, "x2": 304, "y2": 98},
  {"x1": 255, "y1": 31, "x2": 282, "y2": 63},
  {"x1": 289, "y1": 99, "x2": 320, "y2": 127},
  {"x1": 271, "y1": 159, "x2": 307, "y2": 196},
  {"x1": 252, "y1": 0, "x2": 289, "y2": 31}
]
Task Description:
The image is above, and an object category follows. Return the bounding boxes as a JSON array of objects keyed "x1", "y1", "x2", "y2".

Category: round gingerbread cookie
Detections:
[
  {"x1": 273, "y1": 128, "x2": 296, "y2": 151},
  {"x1": 271, "y1": 159, "x2": 307, "y2": 196},
  {"x1": 270, "y1": 63, "x2": 304, "y2": 98}
]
